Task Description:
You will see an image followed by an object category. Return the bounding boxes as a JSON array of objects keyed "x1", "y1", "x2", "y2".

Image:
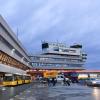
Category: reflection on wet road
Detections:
[
  {"x1": 1, "y1": 83, "x2": 100, "y2": 100},
  {"x1": 92, "y1": 87, "x2": 100, "y2": 100},
  {"x1": 0, "y1": 83, "x2": 33, "y2": 100}
]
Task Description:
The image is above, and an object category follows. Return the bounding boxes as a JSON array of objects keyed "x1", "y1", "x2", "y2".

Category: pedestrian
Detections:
[
  {"x1": 66, "y1": 77, "x2": 70, "y2": 86},
  {"x1": 63, "y1": 77, "x2": 70, "y2": 86},
  {"x1": 47, "y1": 78, "x2": 51, "y2": 86},
  {"x1": 52, "y1": 77, "x2": 56, "y2": 86},
  {"x1": 63, "y1": 77, "x2": 66, "y2": 85}
]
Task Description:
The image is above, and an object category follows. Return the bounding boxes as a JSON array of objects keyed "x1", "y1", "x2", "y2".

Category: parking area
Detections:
[{"x1": 8, "y1": 83, "x2": 100, "y2": 100}]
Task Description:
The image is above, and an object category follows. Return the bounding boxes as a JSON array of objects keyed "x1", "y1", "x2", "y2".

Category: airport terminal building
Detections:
[{"x1": 30, "y1": 41, "x2": 87, "y2": 71}]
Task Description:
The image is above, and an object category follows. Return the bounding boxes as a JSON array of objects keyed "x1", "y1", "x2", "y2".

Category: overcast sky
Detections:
[{"x1": 0, "y1": 0, "x2": 100, "y2": 69}]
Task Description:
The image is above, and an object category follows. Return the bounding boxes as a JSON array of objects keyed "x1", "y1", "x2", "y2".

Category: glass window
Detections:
[{"x1": 3, "y1": 76, "x2": 14, "y2": 81}]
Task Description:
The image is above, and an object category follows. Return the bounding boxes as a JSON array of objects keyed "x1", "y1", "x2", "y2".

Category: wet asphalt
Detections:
[
  {"x1": 0, "y1": 82, "x2": 100, "y2": 100},
  {"x1": 0, "y1": 82, "x2": 34, "y2": 100}
]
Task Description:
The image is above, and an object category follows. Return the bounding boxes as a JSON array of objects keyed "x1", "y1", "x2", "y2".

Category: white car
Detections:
[
  {"x1": 56, "y1": 75, "x2": 70, "y2": 83},
  {"x1": 56, "y1": 75, "x2": 64, "y2": 82},
  {"x1": 86, "y1": 78, "x2": 100, "y2": 86}
]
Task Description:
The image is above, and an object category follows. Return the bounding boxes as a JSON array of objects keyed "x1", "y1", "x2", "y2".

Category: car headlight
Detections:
[{"x1": 92, "y1": 81, "x2": 96, "y2": 84}]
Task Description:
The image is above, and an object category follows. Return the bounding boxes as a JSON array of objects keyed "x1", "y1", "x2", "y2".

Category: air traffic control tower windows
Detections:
[{"x1": 42, "y1": 43, "x2": 49, "y2": 49}]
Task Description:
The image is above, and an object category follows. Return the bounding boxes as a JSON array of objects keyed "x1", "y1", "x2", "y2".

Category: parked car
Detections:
[{"x1": 86, "y1": 78, "x2": 100, "y2": 86}]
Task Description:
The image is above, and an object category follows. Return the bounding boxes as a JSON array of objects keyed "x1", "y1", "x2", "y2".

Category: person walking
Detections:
[
  {"x1": 66, "y1": 77, "x2": 70, "y2": 86},
  {"x1": 52, "y1": 77, "x2": 56, "y2": 86},
  {"x1": 63, "y1": 77, "x2": 70, "y2": 86},
  {"x1": 63, "y1": 77, "x2": 66, "y2": 85},
  {"x1": 47, "y1": 78, "x2": 51, "y2": 86}
]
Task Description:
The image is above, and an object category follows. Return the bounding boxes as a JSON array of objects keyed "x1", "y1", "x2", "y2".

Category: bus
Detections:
[
  {"x1": 24, "y1": 75, "x2": 31, "y2": 84},
  {"x1": 3, "y1": 74, "x2": 17, "y2": 86},
  {"x1": 2, "y1": 74, "x2": 32, "y2": 86}
]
